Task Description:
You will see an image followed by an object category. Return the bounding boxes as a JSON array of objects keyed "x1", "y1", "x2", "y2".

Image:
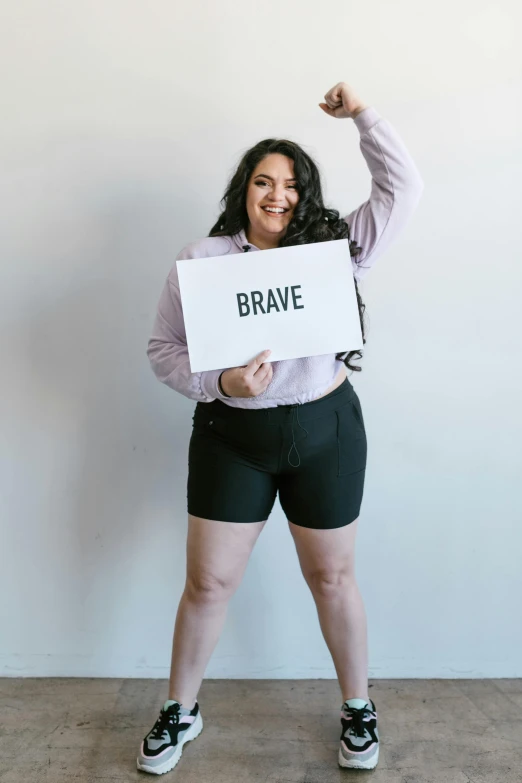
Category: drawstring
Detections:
[{"x1": 287, "y1": 405, "x2": 308, "y2": 468}]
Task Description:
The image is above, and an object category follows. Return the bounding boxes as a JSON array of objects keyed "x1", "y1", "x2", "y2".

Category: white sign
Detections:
[{"x1": 177, "y1": 239, "x2": 363, "y2": 373}]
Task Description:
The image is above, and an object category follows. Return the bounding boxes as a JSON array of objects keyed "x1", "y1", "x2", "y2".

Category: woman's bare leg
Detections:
[
  {"x1": 288, "y1": 518, "x2": 369, "y2": 702},
  {"x1": 168, "y1": 514, "x2": 266, "y2": 708}
]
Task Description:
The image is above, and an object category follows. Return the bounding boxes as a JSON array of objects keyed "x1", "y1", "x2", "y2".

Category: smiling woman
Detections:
[
  {"x1": 144, "y1": 81, "x2": 424, "y2": 777},
  {"x1": 208, "y1": 135, "x2": 370, "y2": 373},
  {"x1": 245, "y1": 157, "x2": 300, "y2": 248}
]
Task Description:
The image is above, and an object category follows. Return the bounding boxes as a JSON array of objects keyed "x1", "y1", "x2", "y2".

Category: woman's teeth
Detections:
[{"x1": 263, "y1": 207, "x2": 287, "y2": 216}]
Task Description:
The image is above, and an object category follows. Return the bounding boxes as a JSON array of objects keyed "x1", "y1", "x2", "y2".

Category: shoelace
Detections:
[
  {"x1": 149, "y1": 704, "x2": 181, "y2": 740},
  {"x1": 343, "y1": 704, "x2": 373, "y2": 738}
]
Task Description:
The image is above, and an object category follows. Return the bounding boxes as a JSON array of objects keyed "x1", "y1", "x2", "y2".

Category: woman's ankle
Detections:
[{"x1": 167, "y1": 694, "x2": 197, "y2": 710}]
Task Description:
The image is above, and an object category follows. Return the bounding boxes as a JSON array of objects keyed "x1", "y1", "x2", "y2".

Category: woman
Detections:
[{"x1": 138, "y1": 82, "x2": 423, "y2": 775}]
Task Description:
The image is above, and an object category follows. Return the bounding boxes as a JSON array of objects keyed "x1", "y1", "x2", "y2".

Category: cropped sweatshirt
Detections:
[{"x1": 147, "y1": 107, "x2": 424, "y2": 409}]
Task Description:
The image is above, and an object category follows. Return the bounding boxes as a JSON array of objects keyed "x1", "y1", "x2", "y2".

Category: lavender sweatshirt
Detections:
[{"x1": 147, "y1": 107, "x2": 423, "y2": 409}]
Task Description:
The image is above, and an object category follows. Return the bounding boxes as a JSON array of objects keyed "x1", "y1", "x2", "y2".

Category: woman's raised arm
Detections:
[{"x1": 320, "y1": 82, "x2": 424, "y2": 280}]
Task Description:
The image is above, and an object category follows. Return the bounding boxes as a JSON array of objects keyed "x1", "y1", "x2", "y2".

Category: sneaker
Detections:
[
  {"x1": 338, "y1": 698, "x2": 379, "y2": 769},
  {"x1": 137, "y1": 699, "x2": 203, "y2": 775}
]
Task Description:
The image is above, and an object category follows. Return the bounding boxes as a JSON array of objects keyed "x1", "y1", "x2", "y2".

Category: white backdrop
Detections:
[{"x1": 1, "y1": 0, "x2": 521, "y2": 678}]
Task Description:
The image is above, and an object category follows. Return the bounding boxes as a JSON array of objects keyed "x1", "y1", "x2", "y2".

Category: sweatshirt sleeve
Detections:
[
  {"x1": 146, "y1": 252, "x2": 231, "y2": 403},
  {"x1": 344, "y1": 107, "x2": 424, "y2": 280}
]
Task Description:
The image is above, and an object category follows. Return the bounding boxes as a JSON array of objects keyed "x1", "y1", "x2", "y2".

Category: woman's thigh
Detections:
[
  {"x1": 278, "y1": 392, "x2": 367, "y2": 529},
  {"x1": 186, "y1": 514, "x2": 266, "y2": 593},
  {"x1": 188, "y1": 402, "x2": 280, "y2": 523},
  {"x1": 288, "y1": 517, "x2": 359, "y2": 586}
]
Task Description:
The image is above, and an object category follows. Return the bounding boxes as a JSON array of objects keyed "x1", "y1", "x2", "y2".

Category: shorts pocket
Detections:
[
  {"x1": 192, "y1": 404, "x2": 228, "y2": 439},
  {"x1": 335, "y1": 398, "x2": 367, "y2": 477}
]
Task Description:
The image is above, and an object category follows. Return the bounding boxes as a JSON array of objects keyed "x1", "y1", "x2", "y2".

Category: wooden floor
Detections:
[{"x1": 1, "y1": 678, "x2": 521, "y2": 782}]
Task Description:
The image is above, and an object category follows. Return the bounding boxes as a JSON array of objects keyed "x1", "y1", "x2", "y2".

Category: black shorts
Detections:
[{"x1": 187, "y1": 377, "x2": 367, "y2": 529}]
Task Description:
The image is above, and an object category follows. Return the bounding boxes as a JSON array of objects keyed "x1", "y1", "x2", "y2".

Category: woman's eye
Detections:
[{"x1": 255, "y1": 181, "x2": 297, "y2": 189}]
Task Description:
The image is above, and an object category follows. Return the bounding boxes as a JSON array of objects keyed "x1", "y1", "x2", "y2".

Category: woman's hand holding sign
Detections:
[{"x1": 220, "y1": 350, "x2": 273, "y2": 398}]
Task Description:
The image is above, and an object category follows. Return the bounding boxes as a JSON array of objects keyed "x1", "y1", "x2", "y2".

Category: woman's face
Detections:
[{"x1": 245, "y1": 154, "x2": 300, "y2": 248}]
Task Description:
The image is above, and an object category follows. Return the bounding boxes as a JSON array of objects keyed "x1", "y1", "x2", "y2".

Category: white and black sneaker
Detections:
[
  {"x1": 137, "y1": 699, "x2": 203, "y2": 775},
  {"x1": 338, "y1": 698, "x2": 379, "y2": 769}
]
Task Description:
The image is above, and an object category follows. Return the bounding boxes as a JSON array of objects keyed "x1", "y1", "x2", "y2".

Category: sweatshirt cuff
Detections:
[
  {"x1": 199, "y1": 368, "x2": 230, "y2": 401},
  {"x1": 353, "y1": 106, "x2": 382, "y2": 135}
]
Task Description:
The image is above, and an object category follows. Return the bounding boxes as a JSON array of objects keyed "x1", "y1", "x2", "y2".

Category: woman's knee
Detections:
[
  {"x1": 306, "y1": 566, "x2": 357, "y2": 598},
  {"x1": 185, "y1": 569, "x2": 239, "y2": 604}
]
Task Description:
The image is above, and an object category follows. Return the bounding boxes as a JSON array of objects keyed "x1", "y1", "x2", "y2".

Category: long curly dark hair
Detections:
[{"x1": 209, "y1": 138, "x2": 367, "y2": 372}]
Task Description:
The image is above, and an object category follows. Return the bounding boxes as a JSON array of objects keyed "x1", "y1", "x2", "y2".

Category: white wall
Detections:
[{"x1": 1, "y1": 0, "x2": 521, "y2": 679}]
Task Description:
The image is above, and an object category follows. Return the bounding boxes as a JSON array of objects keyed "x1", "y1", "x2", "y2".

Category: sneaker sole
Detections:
[
  {"x1": 338, "y1": 745, "x2": 379, "y2": 770},
  {"x1": 137, "y1": 711, "x2": 204, "y2": 775}
]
